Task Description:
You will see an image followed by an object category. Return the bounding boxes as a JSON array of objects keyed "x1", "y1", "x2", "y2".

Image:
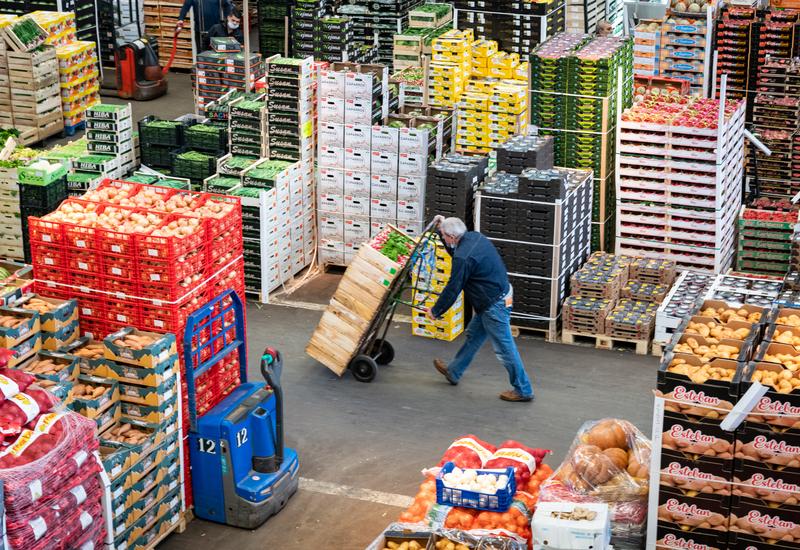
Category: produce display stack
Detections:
[
  {"x1": 658, "y1": 12, "x2": 710, "y2": 95},
  {"x1": 4, "y1": 36, "x2": 65, "y2": 145},
  {"x1": 616, "y1": 95, "x2": 746, "y2": 272},
  {"x1": 714, "y1": 5, "x2": 757, "y2": 103},
  {"x1": 55, "y1": 39, "x2": 99, "y2": 131},
  {"x1": 338, "y1": 0, "x2": 422, "y2": 68},
  {"x1": 71, "y1": 104, "x2": 134, "y2": 187},
  {"x1": 428, "y1": 29, "x2": 473, "y2": 108},
  {"x1": 748, "y1": 58, "x2": 800, "y2": 198},
  {"x1": 650, "y1": 298, "x2": 800, "y2": 550},
  {"x1": 653, "y1": 270, "x2": 713, "y2": 346},
  {"x1": 307, "y1": 227, "x2": 416, "y2": 374},
  {"x1": 452, "y1": 0, "x2": 566, "y2": 58},
  {"x1": 318, "y1": 63, "x2": 424, "y2": 266},
  {"x1": 194, "y1": 47, "x2": 265, "y2": 115},
  {"x1": 425, "y1": 152, "x2": 488, "y2": 230},
  {"x1": 0, "y1": 23, "x2": 10, "y2": 127},
  {"x1": 0, "y1": 407, "x2": 105, "y2": 550},
  {"x1": 563, "y1": 253, "x2": 675, "y2": 349},
  {"x1": 256, "y1": 0, "x2": 288, "y2": 56},
  {"x1": 632, "y1": 20, "x2": 659, "y2": 78},
  {"x1": 0, "y1": 162, "x2": 25, "y2": 261},
  {"x1": 143, "y1": 0, "x2": 192, "y2": 70},
  {"x1": 393, "y1": 23, "x2": 452, "y2": 71},
  {"x1": 703, "y1": 273, "x2": 782, "y2": 308},
  {"x1": 475, "y1": 135, "x2": 592, "y2": 338},
  {"x1": 456, "y1": 41, "x2": 529, "y2": 154},
  {"x1": 17, "y1": 158, "x2": 68, "y2": 263},
  {"x1": 531, "y1": 33, "x2": 633, "y2": 251},
  {"x1": 410, "y1": 234, "x2": 464, "y2": 341},
  {"x1": 736, "y1": 198, "x2": 799, "y2": 276},
  {"x1": 229, "y1": 96, "x2": 267, "y2": 158}
]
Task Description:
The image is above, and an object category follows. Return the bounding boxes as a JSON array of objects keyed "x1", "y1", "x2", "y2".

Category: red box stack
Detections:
[{"x1": 26, "y1": 179, "x2": 246, "y2": 506}]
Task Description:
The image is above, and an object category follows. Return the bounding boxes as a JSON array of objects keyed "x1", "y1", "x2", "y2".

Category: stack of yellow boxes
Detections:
[
  {"x1": 30, "y1": 11, "x2": 99, "y2": 130},
  {"x1": 411, "y1": 236, "x2": 465, "y2": 341},
  {"x1": 429, "y1": 29, "x2": 473, "y2": 107},
  {"x1": 455, "y1": 40, "x2": 530, "y2": 154}
]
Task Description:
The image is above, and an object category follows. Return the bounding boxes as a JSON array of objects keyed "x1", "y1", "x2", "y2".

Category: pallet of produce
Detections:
[{"x1": 409, "y1": 3, "x2": 452, "y2": 28}]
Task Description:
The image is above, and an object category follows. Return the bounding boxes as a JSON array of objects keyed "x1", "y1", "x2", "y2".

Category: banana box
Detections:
[
  {"x1": 412, "y1": 320, "x2": 464, "y2": 341},
  {"x1": 465, "y1": 78, "x2": 498, "y2": 94},
  {"x1": 514, "y1": 62, "x2": 529, "y2": 81},
  {"x1": 459, "y1": 92, "x2": 489, "y2": 111},
  {"x1": 489, "y1": 51, "x2": 520, "y2": 70}
]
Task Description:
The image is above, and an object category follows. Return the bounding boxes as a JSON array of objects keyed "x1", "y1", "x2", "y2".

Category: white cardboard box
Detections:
[
  {"x1": 344, "y1": 195, "x2": 371, "y2": 217},
  {"x1": 344, "y1": 148, "x2": 371, "y2": 172},
  {"x1": 319, "y1": 70, "x2": 346, "y2": 99},
  {"x1": 398, "y1": 152, "x2": 426, "y2": 177},
  {"x1": 370, "y1": 198, "x2": 397, "y2": 219},
  {"x1": 370, "y1": 218, "x2": 396, "y2": 238},
  {"x1": 318, "y1": 168, "x2": 345, "y2": 194},
  {"x1": 318, "y1": 146, "x2": 344, "y2": 170},
  {"x1": 318, "y1": 213, "x2": 344, "y2": 240},
  {"x1": 318, "y1": 193, "x2": 344, "y2": 213},
  {"x1": 397, "y1": 175, "x2": 426, "y2": 200},
  {"x1": 396, "y1": 199, "x2": 423, "y2": 222},
  {"x1": 344, "y1": 124, "x2": 372, "y2": 149},
  {"x1": 344, "y1": 171, "x2": 371, "y2": 196},
  {"x1": 532, "y1": 502, "x2": 610, "y2": 550},
  {"x1": 371, "y1": 126, "x2": 399, "y2": 152},
  {"x1": 344, "y1": 216, "x2": 370, "y2": 244},
  {"x1": 345, "y1": 99, "x2": 373, "y2": 125},
  {"x1": 399, "y1": 127, "x2": 429, "y2": 155},
  {"x1": 371, "y1": 151, "x2": 398, "y2": 176},
  {"x1": 319, "y1": 97, "x2": 345, "y2": 123},
  {"x1": 345, "y1": 72, "x2": 374, "y2": 98},
  {"x1": 370, "y1": 174, "x2": 397, "y2": 199},
  {"x1": 318, "y1": 123, "x2": 345, "y2": 148},
  {"x1": 396, "y1": 220, "x2": 425, "y2": 237}
]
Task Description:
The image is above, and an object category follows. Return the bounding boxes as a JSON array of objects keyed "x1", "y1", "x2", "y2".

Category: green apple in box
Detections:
[{"x1": 103, "y1": 328, "x2": 177, "y2": 368}]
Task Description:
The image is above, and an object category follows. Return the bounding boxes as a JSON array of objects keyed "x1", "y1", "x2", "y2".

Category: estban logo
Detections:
[
  {"x1": 665, "y1": 499, "x2": 712, "y2": 517},
  {"x1": 669, "y1": 425, "x2": 716, "y2": 444},
  {"x1": 756, "y1": 396, "x2": 800, "y2": 416},
  {"x1": 749, "y1": 473, "x2": 799, "y2": 493},
  {"x1": 747, "y1": 511, "x2": 796, "y2": 529},
  {"x1": 661, "y1": 534, "x2": 711, "y2": 550},
  {"x1": 664, "y1": 462, "x2": 713, "y2": 480},
  {"x1": 673, "y1": 386, "x2": 721, "y2": 406},
  {"x1": 753, "y1": 435, "x2": 800, "y2": 454}
]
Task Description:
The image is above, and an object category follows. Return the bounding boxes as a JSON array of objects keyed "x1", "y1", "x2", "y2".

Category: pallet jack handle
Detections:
[
  {"x1": 162, "y1": 29, "x2": 180, "y2": 76},
  {"x1": 260, "y1": 348, "x2": 284, "y2": 468}
]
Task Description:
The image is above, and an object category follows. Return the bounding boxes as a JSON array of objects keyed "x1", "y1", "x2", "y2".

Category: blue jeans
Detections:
[{"x1": 447, "y1": 299, "x2": 533, "y2": 397}]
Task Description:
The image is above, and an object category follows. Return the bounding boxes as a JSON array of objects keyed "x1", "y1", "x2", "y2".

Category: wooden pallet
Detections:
[
  {"x1": 561, "y1": 329, "x2": 650, "y2": 355},
  {"x1": 651, "y1": 341, "x2": 666, "y2": 357},
  {"x1": 511, "y1": 323, "x2": 559, "y2": 343},
  {"x1": 143, "y1": 508, "x2": 192, "y2": 550}
]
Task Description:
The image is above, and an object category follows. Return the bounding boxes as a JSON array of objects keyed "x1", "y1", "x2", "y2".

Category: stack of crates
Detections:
[
  {"x1": 0, "y1": 25, "x2": 10, "y2": 127},
  {"x1": 411, "y1": 234, "x2": 464, "y2": 341},
  {"x1": 0, "y1": 165, "x2": 22, "y2": 260},
  {"x1": 17, "y1": 159, "x2": 69, "y2": 262},
  {"x1": 257, "y1": 0, "x2": 289, "y2": 56},
  {"x1": 138, "y1": 117, "x2": 186, "y2": 171},
  {"x1": 85, "y1": 104, "x2": 136, "y2": 177},
  {"x1": 429, "y1": 29, "x2": 473, "y2": 107},
  {"x1": 194, "y1": 49, "x2": 265, "y2": 115},
  {"x1": 55, "y1": 40, "x2": 100, "y2": 131},
  {"x1": 7, "y1": 44, "x2": 64, "y2": 143}
]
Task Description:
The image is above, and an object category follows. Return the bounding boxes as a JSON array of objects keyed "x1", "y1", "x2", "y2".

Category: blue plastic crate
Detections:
[{"x1": 436, "y1": 462, "x2": 516, "y2": 512}]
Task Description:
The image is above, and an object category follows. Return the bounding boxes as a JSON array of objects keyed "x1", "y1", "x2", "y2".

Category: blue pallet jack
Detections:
[{"x1": 183, "y1": 290, "x2": 299, "y2": 528}]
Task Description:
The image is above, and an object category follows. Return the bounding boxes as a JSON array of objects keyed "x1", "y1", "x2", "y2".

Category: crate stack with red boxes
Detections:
[{"x1": 25, "y1": 179, "x2": 246, "y2": 506}]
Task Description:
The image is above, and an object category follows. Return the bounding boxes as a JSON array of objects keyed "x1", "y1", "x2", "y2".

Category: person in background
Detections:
[
  {"x1": 207, "y1": 8, "x2": 244, "y2": 45},
  {"x1": 597, "y1": 20, "x2": 613, "y2": 37},
  {"x1": 175, "y1": 0, "x2": 234, "y2": 36},
  {"x1": 426, "y1": 216, "x2": 534, "y2": 402}
]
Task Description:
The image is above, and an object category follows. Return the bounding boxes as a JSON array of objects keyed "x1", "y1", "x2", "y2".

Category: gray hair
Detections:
[{"x1": 440, "y1": 217, "x2": 467, "y2": 240}]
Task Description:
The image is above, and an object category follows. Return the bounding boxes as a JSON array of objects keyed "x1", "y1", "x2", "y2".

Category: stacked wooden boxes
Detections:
[
  {"x1": 0, "y1": 29, "x2": 10, "y2": 127},
  {"x1": 7, "y1": 45, "x2": 64, "y2": 142}
]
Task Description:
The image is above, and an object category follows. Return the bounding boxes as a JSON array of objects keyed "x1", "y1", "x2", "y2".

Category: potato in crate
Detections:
[
  {"x1": 103, "y1": 328, "x2": 177, "y2": 368},
  {"x1": 12, "y1": 293, "x2": 77, "y2": 332}
]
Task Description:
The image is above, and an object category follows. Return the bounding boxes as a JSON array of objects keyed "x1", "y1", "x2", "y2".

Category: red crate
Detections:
[
  {"x1": 80, "y1": 317, "x2": 107, "y2": 339},
  {"x1": 158, "y1": 191, "x2": 205, "y2": 215},
  {"x1": 103, "y1": 275, "x2": 138, "y2": 299},
  {"x1": 95, "y1": 206, "x2": 164, "y2": 256},
  {"x1": 138, "y1": 249, "x2": 205, "y2": 286},
  {"x1": 82, "y1": 179, "x2": 141, "y2": 204},
  {"x1": 31, "y1": 244, "x2": 66, "y2": 269},
  {"x1": 126, "y1": 184, "x2": 177, "y2": 209},
  {"x1": 105, "y1": 300, "x2": 138, "y2": 330},
  {"x1": 63, "y1": 224, "x2": 97, "y2": 251},
  {"x1": 33, "y1": 276, "x2": 65, "y2": 295},
  {"x1": 103, "y1": 253, "x2": 137, "y2": 280},
  {"x1": 137, "y1": 214, "x2": 206, "y2": 261},
  {"x1": 75, "y1": 297, "x2": 104, "y2": 322},
  {"x1": 201, "y1": 194, "x2": 242, "y2": 238},
  {"x1": 208, "y1": 229, "x2": 242, "y2": 264},
  {"x1": 67, "y1": 251, "x2": 102, "y2": 275},
  {"x1": 140, "y1": 288, "x2": 207, "y2": 333},
  {"x1": 27, "y1": 217, "x2": 64, "y2": 246}
]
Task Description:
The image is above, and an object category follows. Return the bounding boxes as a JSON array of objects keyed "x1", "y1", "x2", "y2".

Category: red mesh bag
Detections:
[
  {"x1": 437, "y1": 435, "x2": 497, "y2": 469},
  {"x1": 484, "y1": 441, "x2": 552, "y2": 487}
]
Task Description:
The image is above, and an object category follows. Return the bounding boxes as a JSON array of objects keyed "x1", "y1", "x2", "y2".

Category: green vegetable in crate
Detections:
[
  {"x1": 230, "y1": 187, "x2": 261, "y2": 198},
  {"x1": 389, "y1": 120, "x2": 406, "y2": 128},
  {"x1": 10, "y1": 18, "x2": 46, "y2": 48},
  {"x1": 371, "y1": 231, "x2": 415, "y2": 262},
  {"x1": 0, "y1": 268, "x2": 10, "y2": 281}
]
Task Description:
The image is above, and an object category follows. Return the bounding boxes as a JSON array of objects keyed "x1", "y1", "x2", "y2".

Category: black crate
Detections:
[{"x1": 18, "y1": 178, "x2": 68, "y2": 209}]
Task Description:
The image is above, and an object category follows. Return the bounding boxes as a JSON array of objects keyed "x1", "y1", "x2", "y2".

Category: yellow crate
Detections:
[
  {"x1": 514, "y1": 62, "x2": 529, "y2": 81},
  {"x1": 412, "y1": 306, "x2": 464, "y2": 326},
  {"x1": 471, "y1": 39, "x2": 498, "y2": 59},
  {"x1": 489, "y1": 51, "x2": 520, "y2": 70},
  {"x1": 459, "y1": 92, "x2": 489, "y2": 110},
  {"x1": 412, "y1": 321, "x2": 464, "y2": 341}
]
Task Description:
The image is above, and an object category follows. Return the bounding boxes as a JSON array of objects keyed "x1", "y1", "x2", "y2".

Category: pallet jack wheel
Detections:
[
  {"x1": 350, "y1": 354, "x2": 378, "y2": 383},
  {"x1": 374, "y1": 339, "x2": 395, "y2": 365}
]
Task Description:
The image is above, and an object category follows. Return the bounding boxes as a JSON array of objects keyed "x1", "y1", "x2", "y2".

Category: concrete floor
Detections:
[
  {"x1": 161, "y1": 285, "x2": 657, "y2": 550},
  {"x1": 44, "y1": 80, "x2": 657, "y2": 549}
]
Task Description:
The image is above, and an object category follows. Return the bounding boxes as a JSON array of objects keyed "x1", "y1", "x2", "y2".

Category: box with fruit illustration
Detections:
[
  {"x1": 13, "y1": 293, "x2": 78, "y2": 332},
  {"x1": 103, "y1": 328, "x2": 177, "y2": 368}
]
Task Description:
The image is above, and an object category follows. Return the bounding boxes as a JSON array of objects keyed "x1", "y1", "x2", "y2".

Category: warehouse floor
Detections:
[
  {"x1": 79, "y1": 78, "x2": 660, "y2": 549},
  {"x1": 160, "y1": 289, "x2": 656, "y2": 549}
]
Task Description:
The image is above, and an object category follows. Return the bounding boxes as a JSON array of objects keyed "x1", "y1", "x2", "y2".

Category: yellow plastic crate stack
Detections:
[
  {"x1": 57, "y1": 41, "x2": 100, "y2": 128},
  {"x1": 456, "y1": 43, "x2": 529, "y2": 154},
  {"x1": 428, "y1": 29, "x2": 473, "y2": 107},
  {"x1": 30, "y1": 11, "x2": 76, "y2": 46},
  {"x1": 411, "y1": 238, "x2": 465, "y2": 341}
]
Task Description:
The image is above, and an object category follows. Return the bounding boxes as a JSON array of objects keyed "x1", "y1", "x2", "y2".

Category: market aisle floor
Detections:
[{"x1": 161, "y1": 301, "x2": 656, "y2": 549}]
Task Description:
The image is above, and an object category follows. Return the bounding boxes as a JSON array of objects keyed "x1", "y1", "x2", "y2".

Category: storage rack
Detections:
[{"x1": 614, "y1": 85, "x2": 746, "y2": 273}]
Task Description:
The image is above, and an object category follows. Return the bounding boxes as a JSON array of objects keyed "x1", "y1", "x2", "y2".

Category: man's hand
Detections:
[
  {"x1": 176, "y1": 20, "x2": 185, "y2": 33},
  {"x1": 425, "y1": 307, "x2": 437, "y2": 321},
  {"x1": 432, "y1": 215, "x2": 444, "y2": 228}
]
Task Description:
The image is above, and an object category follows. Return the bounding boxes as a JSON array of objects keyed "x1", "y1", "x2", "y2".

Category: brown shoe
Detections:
[
  {"x1": 434, "y1": 359, "x2": 457, "y2": 385},
  {"x1": 499, "y1": 390, "x2": 533, "y2": 402}
]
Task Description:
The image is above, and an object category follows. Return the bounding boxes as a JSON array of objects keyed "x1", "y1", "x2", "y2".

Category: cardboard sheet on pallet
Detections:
[{"x1": 306, "y1": 235, "x2": 404, "y2": 375}]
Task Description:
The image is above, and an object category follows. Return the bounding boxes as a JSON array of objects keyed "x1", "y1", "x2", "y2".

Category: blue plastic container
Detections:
[{"x1": 436, "y1": 461, "x2": 516, "y2": 512}]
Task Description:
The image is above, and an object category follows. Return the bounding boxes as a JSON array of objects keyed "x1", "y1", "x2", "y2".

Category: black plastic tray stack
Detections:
[
  {"x1": 475, "y1": 135, "x2": 592, "y2": 333},
  {"x1": 425, "y1": 153, "x2": 489, "y2": 229}
]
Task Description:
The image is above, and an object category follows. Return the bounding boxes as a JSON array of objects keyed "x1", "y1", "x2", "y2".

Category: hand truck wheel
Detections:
[
  {"x1": 373, "y1": 339, "x2": 394, "y2": 366},
  {"x1": 349, "y1": 354, "x2": 378, "y2": 383}
]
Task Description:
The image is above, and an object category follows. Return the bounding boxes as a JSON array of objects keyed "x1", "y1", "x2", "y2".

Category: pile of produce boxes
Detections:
[
  {"x1": 17, "y1": 157, "x2": 69, "y2": 262},
  {"x1": 658, "y1": 12, "x2": 710, "y2": 95},
  {"x1": 0, "y1": 300, "x2": 43, "y2": 366},
  {"x1": 563, "y1": 253, "x2": 676, "y2": 349},
  {"x1": 72, "y1": 103, "x2": 134, "y2": 184},
  {"x1": 453, "y1": 0, "x2": 566, "y2": 58},
  {"x1": 736, "y1": 198, "x2": 799, "y2": 276},
  {"x1": 531, "y1": 33, "x2": 633, "y2": 251},
  {"x1": 393, "y1": 6, "x2": 452, "y2": 70},
  {"x1": 704, "y1": 273, "x2": 782, "y2": 308},
  {"x1": 653, "y1": 298, "x2": 800, "y2": 549},
  {"x1": 475, "y1": 135, "x2": 592, "y2": 338},
  {"x1": 339, "y1": 0, "x2": 420, "y2": 68},
  {"x1": 56, "y1": 39, "x2": 99, "y2": 130},
  {"x1": 411, "y1": 234, "x2": 464, "y2": 341},
  {"x1": 653, "y1": 270, "x2": 714, "y2": 345},
  {"x1": 194, "y1": 47, "x2": 265, "y2": 116},
  {"x1": 616, "y1": 95, "x2": 745, "y2": 271},
  {"x1": 0, "y1": 20, "x2": 9, "y2": 126},
  {"x1": 142, "y1": 0, "x2": 192, "y2": 70},
  {"x1": 425, "y1": 152, "x2": 488, "y2": 228},
  {"x1": 0, "y1": 163, "x2": 23, "y2": 260},
  {"x1": 257, "y1": 0, "x2": 289, "y2": 55}
]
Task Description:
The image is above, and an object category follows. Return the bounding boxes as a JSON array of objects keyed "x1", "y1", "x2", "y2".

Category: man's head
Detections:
[
  {"x1": 440, "y1": 217, "x2": 467, "y2": 248},
  {"x1": 227, "y1": 8, "x2": 241, "y2": 30}
]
